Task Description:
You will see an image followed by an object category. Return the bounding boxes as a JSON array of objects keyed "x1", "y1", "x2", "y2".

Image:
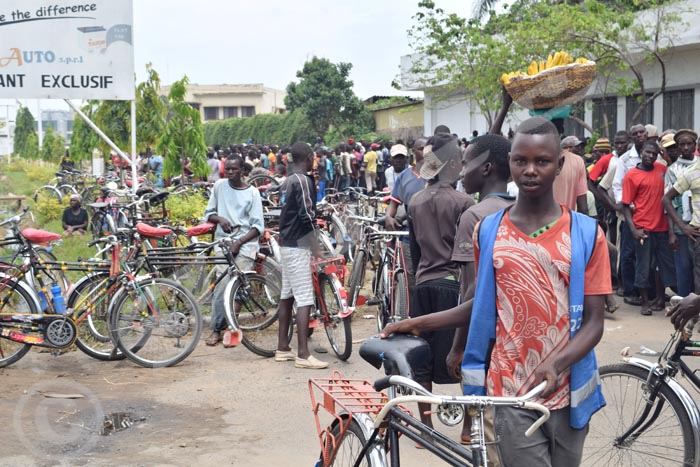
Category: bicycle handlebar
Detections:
[
  {"x1": 373, "y1": 376, "x2": 550, "y2": 437},
  {"x1": 0, "y1": 206, "x2": 29, "y2": 228}
]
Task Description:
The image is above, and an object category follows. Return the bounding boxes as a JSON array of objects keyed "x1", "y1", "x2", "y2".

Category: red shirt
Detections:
[
  {"x1": 588, "y1": 152, "x2": 614, "y2": 182},
  {"x1": 621, "y1": 163, "x2": 668, "y2": 232}
]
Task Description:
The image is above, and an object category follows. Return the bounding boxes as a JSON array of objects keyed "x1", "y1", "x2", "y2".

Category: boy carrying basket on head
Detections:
[{"x1": 382, "y1": 117, "x2": 610, "y2": 467}]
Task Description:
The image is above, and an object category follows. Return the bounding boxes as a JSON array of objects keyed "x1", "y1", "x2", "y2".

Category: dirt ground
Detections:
[{"x1": 0, "y1": 300, "x2": 683, "y2": 467}]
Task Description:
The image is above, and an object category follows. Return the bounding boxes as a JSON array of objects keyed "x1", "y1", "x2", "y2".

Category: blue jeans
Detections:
[
  {"x1": 674, "y1": 233, "x2": 693, "y2": 296},
  {"x1": 317, "y1": 180, "x2": 326, "y2": 202},
  {"x1": 620, "y1": 221, "x2": 637, "y2": 296}
]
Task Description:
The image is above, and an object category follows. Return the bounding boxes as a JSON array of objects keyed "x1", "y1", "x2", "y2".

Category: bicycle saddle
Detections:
[{"x1": 360, "y1": 334, "x2": 432, "y2": 381}]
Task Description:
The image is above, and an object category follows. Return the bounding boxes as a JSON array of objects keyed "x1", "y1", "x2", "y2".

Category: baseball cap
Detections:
[
  {"x1": 561, "y1": 136, "x2": 584, "y2": 149},
  {"x1": 645, "y1": 124, "x2": 659, "y2": 138},
  {"x1": 592, "y1": 138, "x2": 611, "y2": 152},
  {"x1": 674, "y1": 129, "x2": 698, "y2": 144},
  {"x1": 390, "y1": 144, "x2": 407, "y2": 158},
  {"x1": 419, "y1": 134, "x2": 461, "y2": 181},
  {"x1": 661, "y1": 133, "x2": 677, "y2": 148}
]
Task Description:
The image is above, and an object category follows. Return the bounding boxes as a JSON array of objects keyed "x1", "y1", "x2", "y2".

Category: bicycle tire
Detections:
[
  {"x1": 392, "y1": 270, "x2": 409, "y2": 321},
  {"x1": 326, "y1": 214, "x2": 350, "y2": 260},
  {"x1": 248, "y1": 175, "x2": 281, "y2": 206},
  {"x1": 324, "y1": 417, "x2": 382, "y2": 467},
  {"x1": 0, "y1": 276, "x2": 38, "y2": 368},
  {"x1": 347, "y1": 249, "x2": 366, "y2": 307},
  {"x1": 374, "y1": 260, "x2": 390, "y2": 333},
  {"x1": 110, "y1": 277, "x2": 202, "y2": 368},
  {"x1": 320, "y1": 274, "x2": 352, "y2": 360},
  {"x1": 35, "y1": 248, "x2": 69, "y2": 298},
  {"x1": 227, "y1": 273, "x2": 287, "y2": 358},
  {"x1": 33, "y1": 186, "x2": 61, "y2": 204},
  {"x1": 70, "y1": 272, "x2": 125, "y2": 361},
  {"x1": 57, "y1": 184, "x2": 78, "y2": 201},
  {"x1": 581, "y1": 363, "x2": 696, "y2": 467}
]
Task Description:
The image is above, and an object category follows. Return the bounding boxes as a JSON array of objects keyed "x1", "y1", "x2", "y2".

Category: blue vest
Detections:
[{"x1": 461, "y1": 208, "x2": 605, "y2": 429}]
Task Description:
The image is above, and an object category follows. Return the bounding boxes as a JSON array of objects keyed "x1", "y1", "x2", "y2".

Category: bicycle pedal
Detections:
[
  {"x1": 366, "y1": 297, "x2": 382, "y2": 306},
  {"x1": 309, "y1": 319, "x2": 322, "y2": 328}
]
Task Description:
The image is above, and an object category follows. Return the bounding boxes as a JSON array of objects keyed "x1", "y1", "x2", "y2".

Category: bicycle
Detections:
[
  {"x1": 309, "y1": 334, "x2": 550, "y2": 466},
  {"x1": 0, "y1": 210, "x2": 203, "y2": 368},
  {"x1": 580, "y1": 302, "x2": 700, "y2": 467},
  {"x1": 346, "y1": 218, "x2": 410, "y2": 331},
  {"x1": 234, "y1": 255, "x2": 354, "y2": 360}
]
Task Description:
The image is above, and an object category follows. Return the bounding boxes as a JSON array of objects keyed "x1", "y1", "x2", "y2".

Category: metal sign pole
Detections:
[{"x1": 130, "y1": 99, "x2": 138, "y2": 193}]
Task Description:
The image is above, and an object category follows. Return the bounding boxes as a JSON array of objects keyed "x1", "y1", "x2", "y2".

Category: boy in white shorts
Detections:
[{"x1": 275, "y1": 142, "x2": 328, "y2": 369}]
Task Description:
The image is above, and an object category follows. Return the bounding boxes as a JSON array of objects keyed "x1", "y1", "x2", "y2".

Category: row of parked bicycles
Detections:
[{"x1": 3, "y1": 171, "x2": 416, "y2": 371}]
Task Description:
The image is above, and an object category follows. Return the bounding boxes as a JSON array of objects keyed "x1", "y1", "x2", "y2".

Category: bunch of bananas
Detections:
[{"x1": 501, "y1": 51, "x2": 590, "y2": 85}]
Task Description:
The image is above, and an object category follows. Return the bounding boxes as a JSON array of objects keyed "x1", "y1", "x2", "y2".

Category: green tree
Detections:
[
  {"x1": 69, "y1": 102, "x2": 100, "y2": 162},
  {"x1": 136, "y1": 63, "x2": 166, "y2": 153},
  {"x1": 93, "y1": 99, "x2": 130, "y2": 155},
  {"x1": 40, "y1": 126, "x2": 66, "y2": 162},
  {"x1": 406, "y1": 0, "x2": 684, "y2": 133},
  {"x1": 157, "y1": 76, "x2": 208, "y2": 179},
  {"x1": 285, "y1": 56, "x2": 373, "y2": 140},
  {"x1": 13, "y1": 106, "x2": 38, "y2": 159}
]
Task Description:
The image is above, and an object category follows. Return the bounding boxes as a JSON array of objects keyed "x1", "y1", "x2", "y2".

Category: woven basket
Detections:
[{"x1": 505, "y1": 62, "x2": 596, "y2": 110}]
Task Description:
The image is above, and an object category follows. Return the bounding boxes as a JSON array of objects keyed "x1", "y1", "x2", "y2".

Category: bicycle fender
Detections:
[
  {"x1": 330, "y1": 413, "x2": 387, "y2": 466},
  {"x1": 0, "y1": 272, "x2": 42, "y2": 312},
  {"x1": 330, "y1": 274, "x2": 353, "y2": 319},
  {"x1": 623, "y1": 357, "x2": 700, "y2": 466},
  {"x1": 222, "y1": 275, "x2": 241, "y2": 333}
]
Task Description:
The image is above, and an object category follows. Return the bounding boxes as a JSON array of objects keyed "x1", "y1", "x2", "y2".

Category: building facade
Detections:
[
  {"x1": 160, "y1": 83, "x2": 286, "y2": 122},
  {"x1": 400, "y1": 0, "x2": 700, "y2": 139}
]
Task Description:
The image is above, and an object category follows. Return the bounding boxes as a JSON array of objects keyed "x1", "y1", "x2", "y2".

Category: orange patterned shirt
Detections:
[{"x1": 474, "y1": 208, "x2": 611, "y2": 409}]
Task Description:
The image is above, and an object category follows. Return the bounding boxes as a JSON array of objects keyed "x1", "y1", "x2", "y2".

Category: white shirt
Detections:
[{"x1": 612, "y1": 146, "x2": 641, "y2": 203}]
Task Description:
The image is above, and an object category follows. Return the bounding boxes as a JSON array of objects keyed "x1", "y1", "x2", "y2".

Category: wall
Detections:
[{"x1": 373, "y1": 102, "x2": 424, "y2": 140}]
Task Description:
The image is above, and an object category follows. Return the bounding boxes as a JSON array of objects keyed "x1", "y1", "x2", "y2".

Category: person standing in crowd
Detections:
[
  {"x1": 275, "y1": 142, "x2": 328, "y2": 369},
  {"x1": 316, "y1": 149, "x2": 328, "y2": 201},
  {"x1": 383, "y1": 117, "x2": 610, "y2": 467},
  {"x1": 622, "y1": 140, "x2": 677, "y2": 315},
  {"x1": 449, "y1": 134, "x2": 515, "y2": 444},
  {"x1": 338, "y1": 144, "x2": 351, "y2": 191},
  {"x1": 613, "y1": 124, "x2": 648, "y2": 306},
  {"x1": 363, "y1": 143, "x2": 378, "y2": 192},
  {"x1": 555, "y1": 136, "x2": 588, "y2": 213},
  {"x1": 207, "y1": 150, "x2": 220, "y2": 182},
  {"x1": 408, "y1": 133, "x2": 474, "y2": 435},
  {"x1": 62, "y1": 194, "x2": 89, "y2": 236},
  {"x1": 383, "y1": 144, "x2": 408, "y2": 192},
  {"x1": 148, "y1": 149, "x2": 164, "y2": 187},
  {"x1": 663, "y1": 130, "x2": 694, "y2": 297},
  {"x1": 203, "y1": 156, "x2": 265, "y2": 346},
  {"x1": 663, "y1": 129, "x2": 700, "y2": 294},
  {"x1": 385, "y1": 136, "x2": 428, "y2": 306}
]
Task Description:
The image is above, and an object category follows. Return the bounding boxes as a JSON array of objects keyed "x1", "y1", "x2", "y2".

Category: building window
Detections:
[
  {"x1": 241, "y1": 106, "x2": 256, "y2": 118},
  {"x1": 203, "y1": 107, "x2": 219, "y2": 121},
  {"x1": 223, "y1": 106, "x2": 238, "y2": 119},
  {"x1": 563, "y1": 103, "x2": 585, "y2": 139},
  {"x1": 626, "y1": 94, "x2": 654, "y2": 130},
  {"x1": 592, "y1": 97, "x2": 618, "y2": 138},
  {"x1": 664, "y1": 89, "x2": 694, "y2": 130}
]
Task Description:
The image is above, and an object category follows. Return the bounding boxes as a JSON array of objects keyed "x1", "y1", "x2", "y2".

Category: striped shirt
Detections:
[{"x1": 673, "y1": 158, "x2": 700, "y2": 227}]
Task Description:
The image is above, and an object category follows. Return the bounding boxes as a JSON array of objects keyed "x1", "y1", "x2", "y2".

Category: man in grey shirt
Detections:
[{"x1": 203, "y1": 156, "x2": 265, "y2": 345}]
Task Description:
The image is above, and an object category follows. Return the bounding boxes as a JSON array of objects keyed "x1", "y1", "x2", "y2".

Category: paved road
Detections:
[{"x1": 0, "y1": 300, "x2": 689, "y2": 466}]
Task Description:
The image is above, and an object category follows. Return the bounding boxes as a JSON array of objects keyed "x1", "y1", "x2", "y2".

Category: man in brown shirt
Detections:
[
  {"x1": 408, "y1": 133, "x2": 474, "y2": 433},
  {"x1": 449, "y1": 134, "x2": 515, "y2": 445}
]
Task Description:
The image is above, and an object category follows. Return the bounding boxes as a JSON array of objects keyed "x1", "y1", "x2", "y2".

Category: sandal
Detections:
[
  {"x1": 205, "y1": 331, "x2": 223, "y2": 346},
  {"x1": 640, "y1": 307, "x2": 652, "y2": 316}
]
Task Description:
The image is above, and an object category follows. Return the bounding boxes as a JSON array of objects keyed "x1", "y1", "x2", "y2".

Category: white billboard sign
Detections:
[{"x1": 0, "y1": 1, "x2": 134, "y2": 100}]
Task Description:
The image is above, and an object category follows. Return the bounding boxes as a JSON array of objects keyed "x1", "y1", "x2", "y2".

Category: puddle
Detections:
[{"x1": 99, "y1": 412, "x2": 146, "y2": 436}]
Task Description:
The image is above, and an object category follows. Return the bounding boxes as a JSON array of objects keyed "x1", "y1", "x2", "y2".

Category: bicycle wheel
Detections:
[
  {"x1": 581, "y1": 363, "x2": 696, "y2": 467},
  {"x1": 110, "y1": 277, "x2": 202, "y2": 368},
  {"x1": 392, "y1": 270, "x2": 409, "y2": 320},
  {"x1": 70, "y1": 273, "x2": 125, "y2": 361},
  {"x1": 35, "y1": 248, "x2": 69, "y2": 297},
  {"x1": 33, "y1": 186, "x2": 61, "y2": 204},
  {"x1": 374, "y1": 260, "x2": 390, "y2": 333},
  {"x1": 326, "y1": 214, "x2": 350, "y2": 260},
  {"x1": 0, "y1": 276, "x2": 37, "y2": 367},
  {"x1": 57, "y1": 184, "x2": 78, "y2": 201},
  {"x1": 347, "y1": 249, "x2": 366, "y2": 307},
  {"x1": 320, "y1": 274, "x2": 352, "y2": 360},
  {"x1": 248, "y1": 175, "x2": 281, "y2": 206},
  {"x1": 324, "y1": 417, "x2": 381, "y2": 467},
  {"x1": 228, "y1": 273, "x2": 286, "y2": 358}
]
